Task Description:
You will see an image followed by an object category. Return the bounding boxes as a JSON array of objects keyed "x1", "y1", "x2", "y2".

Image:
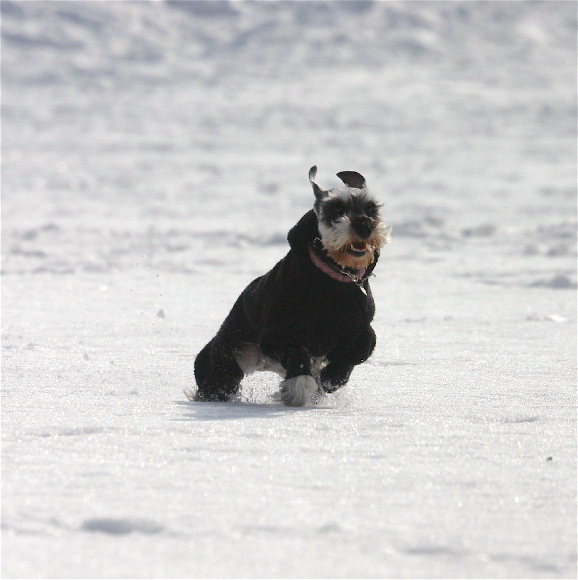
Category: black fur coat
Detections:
[{"x1": 213, "y1": 209, "x2": 378, "y2": 368}]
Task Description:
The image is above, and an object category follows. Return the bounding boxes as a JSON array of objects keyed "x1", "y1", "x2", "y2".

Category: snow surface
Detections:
[{"x1": 1, "y1": 1, "x2": 577, "y2": 578}]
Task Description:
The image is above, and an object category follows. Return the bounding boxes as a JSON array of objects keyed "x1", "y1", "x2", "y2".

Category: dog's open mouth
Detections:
[{"x1": 347, "y1": 242, "x2": 369, "y2": 257}]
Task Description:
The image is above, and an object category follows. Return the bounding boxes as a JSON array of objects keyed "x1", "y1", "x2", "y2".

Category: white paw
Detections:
[{"x1": 279, "y1": 375, "x2": 318, "y2": 407}]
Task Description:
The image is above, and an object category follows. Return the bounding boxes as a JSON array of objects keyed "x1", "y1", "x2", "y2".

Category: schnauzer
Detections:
[{"x1": 191, "y1": 166, "x2": 391, "y2": 406}]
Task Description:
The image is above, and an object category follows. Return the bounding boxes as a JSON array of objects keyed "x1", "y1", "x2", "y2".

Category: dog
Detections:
[{"x1": 191, "y1": 166, "x2": 391, "y2": 406}]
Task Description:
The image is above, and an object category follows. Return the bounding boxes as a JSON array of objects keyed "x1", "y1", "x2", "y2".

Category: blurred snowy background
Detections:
[
  {"x1": 2, "y1": 1, "x2": 576, "y2": 578},
  {"x1": 2, "y1": 0, "x2": 576, "y2": 278}
]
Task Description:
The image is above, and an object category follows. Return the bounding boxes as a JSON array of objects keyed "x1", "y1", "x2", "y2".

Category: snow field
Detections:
[
  {"x1": 2, "y1": 258, "x2": 575, "y2": 578},
  {"x1": 2, "y1": 1, "x2": 576, "y2": 578}
]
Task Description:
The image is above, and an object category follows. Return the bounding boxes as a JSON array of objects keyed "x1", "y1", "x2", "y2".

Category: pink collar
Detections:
[{"x1": 308, "y1": 244, "x2": 366, "y2": 284}]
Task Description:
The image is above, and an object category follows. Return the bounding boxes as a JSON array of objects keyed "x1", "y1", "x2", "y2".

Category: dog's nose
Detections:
[{"x1": 351, "y1": 216, "x2": 374, "y2": 239}]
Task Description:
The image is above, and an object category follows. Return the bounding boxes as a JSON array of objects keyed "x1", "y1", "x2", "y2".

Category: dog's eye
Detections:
[
  {"x1": 365, "y1": 202, "x2": 379, "y2": 218},
  {"x1": 326, "y1": 202, "x2": 346, "y2": 222}
]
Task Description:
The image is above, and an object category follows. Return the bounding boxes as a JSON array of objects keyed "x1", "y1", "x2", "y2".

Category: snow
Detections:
[{"x1": 1, "y1": 1, "x2": 576, "y2": 578}]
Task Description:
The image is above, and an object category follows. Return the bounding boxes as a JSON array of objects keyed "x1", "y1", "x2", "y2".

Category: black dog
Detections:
[{"x1": 191, "y1": 166, "x2": 390, "y2": 406}]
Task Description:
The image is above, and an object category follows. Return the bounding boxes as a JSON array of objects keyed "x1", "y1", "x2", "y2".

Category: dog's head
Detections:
[{"x1": 309, "y1": 166, "x2": 391, "y2": 270}]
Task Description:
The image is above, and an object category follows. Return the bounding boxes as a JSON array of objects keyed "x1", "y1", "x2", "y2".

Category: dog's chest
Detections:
[
  {"x1": 244, "y1": 253, "x2": 374, "y2": 351},
  {"x1": 290, "y1": 271, "x2": 374, "y2": 353},
  {"x1": 303, "y1": 291, "x2": 372, "y2": 350}
]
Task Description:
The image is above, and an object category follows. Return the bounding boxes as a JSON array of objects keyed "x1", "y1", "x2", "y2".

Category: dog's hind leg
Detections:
[{"x1": 193, "y1": 338, "x2": 244, "y2": 402}]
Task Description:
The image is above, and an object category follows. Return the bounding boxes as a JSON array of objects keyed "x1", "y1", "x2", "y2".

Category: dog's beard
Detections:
[{"x1": 318, "y1": 218, "x2": 391, "y2": 270}]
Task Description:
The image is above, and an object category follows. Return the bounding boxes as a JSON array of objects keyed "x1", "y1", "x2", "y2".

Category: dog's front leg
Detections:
[
  {"x1": 320, "y1": 362, "x2": 354, "y2": 393},
  {"x1": 261, "y1": 341, "x2": 317, "y2": 407},
  {"x1": 279, "y1": 345, "x2": 318, "y2": 406},
  {"x1": 320, "y1": 325, "x2": 376, "y2": 393}
]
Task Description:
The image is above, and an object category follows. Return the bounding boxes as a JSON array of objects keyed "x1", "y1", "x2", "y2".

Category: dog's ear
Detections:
[
  {"x1": 337, "y1": 171, "x2": 366, "y2": 189},
  {"x1": 309, "y1": 166, "x2": 328, "y2": 201}
]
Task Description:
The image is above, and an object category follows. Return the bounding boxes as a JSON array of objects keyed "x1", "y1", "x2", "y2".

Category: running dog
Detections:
[{"x1": 191, "y1": 166, "x2": 391, "y2": 406}]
